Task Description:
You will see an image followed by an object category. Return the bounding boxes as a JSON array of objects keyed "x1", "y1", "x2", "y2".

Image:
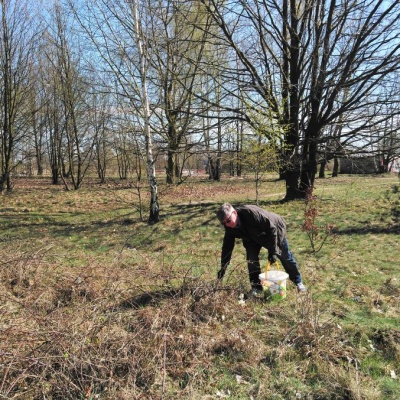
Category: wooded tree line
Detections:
[{"x1": 1, "y1": 0, "x2": 400, "y2": 222}]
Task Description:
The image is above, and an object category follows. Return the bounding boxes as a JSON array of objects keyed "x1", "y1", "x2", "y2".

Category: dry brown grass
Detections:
[{"x1": 0, "y1": 245, "x2": 268, "y2": 399}]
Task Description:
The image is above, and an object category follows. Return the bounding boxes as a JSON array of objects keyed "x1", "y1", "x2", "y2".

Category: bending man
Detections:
[{"x1": 216, "y1": 203, "x2": 306, "y2": 294}]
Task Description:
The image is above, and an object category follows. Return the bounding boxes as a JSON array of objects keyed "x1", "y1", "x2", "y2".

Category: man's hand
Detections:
[
  {"x1": 268, "y1": 253, "x2": 277, "y2": 264},
  {"x1": 217, "y1": 268, "x2": 226, "y2": 280}
]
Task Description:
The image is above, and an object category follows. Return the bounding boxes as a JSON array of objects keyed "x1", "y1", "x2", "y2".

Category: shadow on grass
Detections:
[
  {"x1": 167, "y1": 202, "x2": 218, "y2": 226},
  {"x1": 116, "y1": 288, "x2": 182, "y2": 309},
  {"x1": 166, "y1": 199, "x2": 287, "y2": 226},
  {"x1": 334, "y1": 224, "x2": 400, "y2": 235},
  {"x1": 113, "y1": 280, "x2": 220, "y2": 311},
  {"x1": 2, "y1": 200, "x2": 288, "y2": 243}
]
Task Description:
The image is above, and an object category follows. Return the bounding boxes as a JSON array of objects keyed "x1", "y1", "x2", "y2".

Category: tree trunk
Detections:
[
  {"x1": 0, "y1": 1, "x2": 13, "y2": 193},
  {"x1": 166, "y1": 140, "x2": 180, "y2": 184},
  {"x1": 132, "y1": 0, "x2": 159, "y2": 224},
  {"x1": 332, "y1": 157, "x2": 339, "y2": 177},
  {"x1": 284, "y1": 167, "x2": 301, "y2": 200},
  {"x1": 319, "y1": 160, "x2": 326, "y2": 178},
  {"x1": 299, "y1": 136, "x2": 318, "y2": 196}
]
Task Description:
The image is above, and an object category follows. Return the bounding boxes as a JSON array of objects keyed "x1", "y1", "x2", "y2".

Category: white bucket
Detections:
[{"x1": 259, "y1": 270, "x2": 289, "y2": 301}]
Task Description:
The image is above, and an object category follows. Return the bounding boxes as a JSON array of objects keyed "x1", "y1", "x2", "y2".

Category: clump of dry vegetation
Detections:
[{"x1": 0, "y1": 246, "x2": 265, "y2": 399}]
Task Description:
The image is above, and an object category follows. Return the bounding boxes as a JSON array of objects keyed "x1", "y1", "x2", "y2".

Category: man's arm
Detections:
[{"x1": 218, "y1": 231, "x2": 235, "y2": 280}]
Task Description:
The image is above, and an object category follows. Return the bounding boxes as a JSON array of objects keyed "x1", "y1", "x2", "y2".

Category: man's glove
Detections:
[
  {"x1": 217, "y1": 267, "x2": 226, "y2": 280},
  {"x1": 268, "y1": 253, "x2": 277, "y2": 264}
]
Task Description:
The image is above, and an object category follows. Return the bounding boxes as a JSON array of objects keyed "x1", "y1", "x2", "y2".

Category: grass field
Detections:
[{"x1": 0, "y1": 173, "x2": 399, "y2": 399}]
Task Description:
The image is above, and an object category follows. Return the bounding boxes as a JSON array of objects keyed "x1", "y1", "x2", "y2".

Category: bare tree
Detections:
[
  {"x1": 200, "y1": 0, "x2": 400, "y2": 199},
  {"x1": 30, "y1": 79, "x2": 46, "y2": 176},
  {"x1": 130, "y1": 0, "x2": 159, "y2": 223},
  {"x1": 50, "y1": 5, "x2": 95, "y2": 190},
  {"x1": 90, "y1": 92, "x2": 113, "y2": 183},
  {"x1": 71, "y1": 0, "x2": 160, "y2": 222},
  {"x1": 43, "y1": 61, "x2": 65, "y2": 185},
  {"x1": 0, "y1": 0, "x2": 39, "y2": 191},
  {"x1": 146, "y1": 0, "x2": 212, "y2": 184}
]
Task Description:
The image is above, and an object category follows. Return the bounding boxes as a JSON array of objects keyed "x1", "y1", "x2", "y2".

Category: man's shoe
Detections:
[{"x1": 296, "y1": 282, "x2": 307, "y2": 293}]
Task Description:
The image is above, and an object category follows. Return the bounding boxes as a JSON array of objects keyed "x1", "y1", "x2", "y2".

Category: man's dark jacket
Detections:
[{"x1": 221, "y1": 205, "x2": 287, "y2": 268}]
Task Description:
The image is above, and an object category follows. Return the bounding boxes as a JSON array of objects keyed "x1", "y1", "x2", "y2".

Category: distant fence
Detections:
[
  {"x1": 339, "y1": 157, "x2": 377, "y2": 174},
  {"x1": 339, "y1": 156, "x2": 400, "y2": 174},
  {"x1": 389, "y1": 159, "x2": 400, "y2": 173}
]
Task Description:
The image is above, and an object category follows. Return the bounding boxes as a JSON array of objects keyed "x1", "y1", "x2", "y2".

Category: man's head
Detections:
[{"x1": 217, "y1": 203, "x2": 238, "y2": 228}]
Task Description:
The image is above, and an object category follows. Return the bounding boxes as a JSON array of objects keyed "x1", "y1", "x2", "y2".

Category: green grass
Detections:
[{"x1": 0, "y1": 174, "x2": 399, "y2": 399}]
